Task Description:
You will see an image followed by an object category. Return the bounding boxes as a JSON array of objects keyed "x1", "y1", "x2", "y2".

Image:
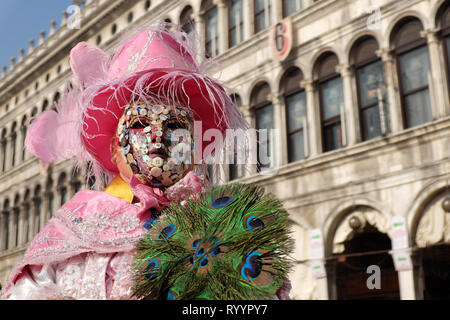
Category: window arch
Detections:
[
  {"x1": 202, "y1": 0, "x2": 219, "y2": 57},
  {"x1": 283, "y1": 0, "x2": 303, "y2": 18},
  {"x1": 180, "y1": 6, "x2": 195, "y2": 35},
  {"x1": 12, "y1": 194, "x2": 20, "y2": 248},
  {"x1": 127, "y1": 12, "x2": 134, "y2": 24},
  {"x1": 2, "y1": 199, "x2": 10, "y2": 250},
  {"x1": 23, "y1": 189, "x2": 31, "y2": 243},
  {"x1": 111, "y1": 23, "x2": 117, "y2": 35},
  {"x1": 229, "y1": 0, "x2": 244, "y2": 48},
  {"x1": 42, "y1": 99, "x2": 49, "y2": 112},
  {"x1": 46, "y1": 177, "x2": 54, "y2": 218},
  {"x1": 254, "y1": 0, "x2": 272, "y2": 34},
  {"x1": 1, "y1": 128, "x2": 7, "y2": 172},
  {"x1": 58, "y1": 172, "x2": 68, "y2": 206},
  {"x1": 33, "y1": 185, "x2": 42, "y2": 235},
  {"x1": 11, "y1": 122, "x2": 17, "y2": 167},
  {"x1": 251, "y1": 82, "x2": 273, "y2": 170},
  {"x1": 281, "y1": 67, "x2": 307, "y2": 162},
  {"x1": 314, "y1": 52, "x2": 344, "y2": 152},
  {"x1": 144, "y1": 0, "x2": 151, "y2": 11},
  {"x1": 391, "y1": 18, "x2": 432, "y2": 128},
  {"x1": 351, "y1": 36, "x2": 389, "y2": 141},
  {"x1": 21, "y1": 116, "x2": 27, "y2": 161}
]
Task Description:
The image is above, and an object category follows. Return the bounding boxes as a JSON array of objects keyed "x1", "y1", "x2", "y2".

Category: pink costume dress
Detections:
[{"x1": 1, "y1": 173, "x2": 203, "y2": 300}]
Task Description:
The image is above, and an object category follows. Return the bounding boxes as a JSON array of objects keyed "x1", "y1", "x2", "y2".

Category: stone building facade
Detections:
[{"x1": 0, "y1": 0, "x2": 449, "y2": 300}]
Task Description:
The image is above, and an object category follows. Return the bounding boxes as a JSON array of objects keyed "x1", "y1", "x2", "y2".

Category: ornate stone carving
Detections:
[
  {"x1": 332, "y1": 206, "x2": 390, "y2": 254},
  {"x1": 415, "y1": 193, "x2": 450, "y2": 248}
]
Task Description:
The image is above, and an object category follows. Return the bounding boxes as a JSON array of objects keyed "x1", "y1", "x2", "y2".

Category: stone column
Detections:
[
  {"x1": 216, "y1": 0, "x2": 228, "y2": 54},
  {"x1": 241, "y1": 105, "x2": 257, "y2": 176},
  {"x1": 243, "y1": 0, "x2": 253, "y2": 39},
  {"x1": 421, "y1": 29, "x2": 449, "y2": 118},
  {"x1": 336, "y1": 64, "x2": 358, "y2": 146},
  {"x1": 194, "y1": 13, "x2": 206, "y2": 60},
  {"x1": 273, "y1": 0, "x2": 283, "y2": 22},
  {"x1": 392, "y1": 249, "x2": 416, "y2": 300},
  {"x1": 376, "y1": 49, "x2": 403, "y2": 133},
  {"x1": 268, "y1": 92, "x2": 287, "y2": 167},
  {"x1": 0, "y1": 211, "x2": 6, "y2": 250},
  {"x1": 300, "y1": 80, "x2": 320, "y2": 157}
]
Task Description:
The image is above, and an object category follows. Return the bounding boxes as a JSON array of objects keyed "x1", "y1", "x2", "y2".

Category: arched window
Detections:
[
  {"x1": 53, "y1": 92, "x2": 60, "y2": 110},
  {"x1": 203, "y1": 0, "x2": 219, "y2": 57},
  {"x1": 127, "y1": 12, "x2": 134, "y2": 24},
  {"x1": 315, "y1": 52, "x2": 344, "y2": 152},
  {"x1": 351, "y1": 36, "x2": 388, "y2": 141},
  {"x1": 144, "y1": 0, "x2": 151, "y2": 11},
  {"x1": 11, "y1": 122, "x2": 17, "y2": 167},
  {"x1": 46, "y1": 178, "x2": 54, "y2": 218},
  {"x1": 281, "y1": 67, "x2": 307, "y2": 162},
  {"x1": 42, "y1": 99, "x2": 49, "y2": 112},
  {"x1": 33, "y1": 185, "x2": 42, "y2": 235},
  {"x1": 1, "y1": 128, "x2": 7, "y2": 172},
  {"x1": 283, "y1": 0, "x2": 303, "y2": 17},
  {"x1": 23, "y1": 189, "x2": 30, "y2": 243},
  {"x1": 21, "y1": 116, "x2": 27, "y2": 161},
  {"x1": 229, "y1": 0, "x2": 244, "y2": 48},
  {"x1": 2, "y1": 199, "x2": 10, "y2": 250},
  {"x1": 228, "y1": 94, "x2": 245, "y2": 181},
  {"x1": 180, "y1": 6, "x2": 195, "y2": 35},
  {"x1": 111, "y1": 23, "x2": 117, "y2": 35},
  {"x1": 439, "y1": 5, "x2": 450, "y2": 93},
  {"x1": 254, "y1": 0, "x2": 272, "y2": 34},
  {"x1": 96, "y1": 35, "x2": 102, "y2": 45},
  {"x1": 251, "y1": 83, "x2": 273, "y2": 170},
  {"x1": 392, "y1": 18, "x2": 432, "y2": 128},
  {"x1": 58, "y1": 172, "x2": 67, "y2": 206},
  {"x1": 12, "y1": 194, "x2": 20, "y2": 248}
]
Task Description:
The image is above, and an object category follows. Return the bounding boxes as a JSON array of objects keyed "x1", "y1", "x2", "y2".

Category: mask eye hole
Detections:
[
  {"x1": 167, "y1": 122, "x2": 184, "y2": 130},
  {"x1": 130, "y1": 118, "x2": 149, "y2": 129}
]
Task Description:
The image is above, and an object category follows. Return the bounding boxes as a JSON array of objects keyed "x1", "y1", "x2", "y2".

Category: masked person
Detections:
[{"x1": 0, "y1": 23, "x2": 249, "y2": 300}]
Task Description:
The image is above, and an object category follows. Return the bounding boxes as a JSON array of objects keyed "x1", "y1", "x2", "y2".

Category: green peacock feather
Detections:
[{"x1": 132, "y1": 183, "x2": 294, "y2": 300}]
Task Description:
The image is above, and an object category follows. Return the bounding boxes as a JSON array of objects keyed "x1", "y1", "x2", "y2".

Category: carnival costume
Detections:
[{"x1": 0, "y1": 23, "x2": 292, "y2": 300}]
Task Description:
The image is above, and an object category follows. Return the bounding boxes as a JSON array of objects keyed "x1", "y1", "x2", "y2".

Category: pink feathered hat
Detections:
[{"x1": 26, "y1": 23, "x2": 247, "y2": 185}]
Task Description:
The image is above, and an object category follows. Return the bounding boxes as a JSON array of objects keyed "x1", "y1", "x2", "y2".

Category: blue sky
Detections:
[{"x1": 0, "y1": 0, "x2": 74, "y2": 70}]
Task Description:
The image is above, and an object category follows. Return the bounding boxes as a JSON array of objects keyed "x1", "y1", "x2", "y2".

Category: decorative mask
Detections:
[{"x1": 116, "y1": 101, "x2": 194, "y2": 188}]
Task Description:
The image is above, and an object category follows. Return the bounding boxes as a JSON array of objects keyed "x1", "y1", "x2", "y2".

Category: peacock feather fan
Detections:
[{"x1": 132, "y1": 183, "x2": 294, "y2": 300}]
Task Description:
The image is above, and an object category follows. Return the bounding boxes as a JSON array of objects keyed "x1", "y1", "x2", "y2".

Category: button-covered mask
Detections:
[{"x1": 116, "y1": 101, "x2": 194, "y2": 188}]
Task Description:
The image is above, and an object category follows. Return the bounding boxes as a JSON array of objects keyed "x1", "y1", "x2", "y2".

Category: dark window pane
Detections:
[
  {"x1": 361, "y1": 105, "x2": 382, "y2": 141},
  {"x1": 286, "y1": 91, "x2": 307, "y2": 163},
  {"x1": 357, "y1": 60, "x2": 385, "y2": 107},
  {"x1": 323, "y1": 123, "x2": 341, "y2": 152},
  {"x1": 254, "y1": 0, "x2": 271, "y2": 33},
  {"x1": 405, "y1": 89, "x2": 432, "y2": 127},
  {"x1": 229, "y1": 0, "x2": 243, "y2": 47},
  {"x1": 206, "y1": 8, "x2": 218, "y2": 56},
  {"x1": 288, "y1": 130, "x2": 305, "y2": 162},
  {"x1": 286, "y1": 91, "x2": 307, "y2": 132},
  {"x1": 321, "y1": 77, "x2": 343, "y2": 120},
  {"x1": 399, "y1": 46, "x2": 430, "y2": 93},
  {"x1": 255, "y1": 104, "x2": 274, "y2": 169},
  {"x1": 283, "y1": 0, "x2": 302, "y2": 17}
]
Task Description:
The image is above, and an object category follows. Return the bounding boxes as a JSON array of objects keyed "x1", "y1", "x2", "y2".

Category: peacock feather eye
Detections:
[
  {"x1": 192, "y1": 238, "x2": 203, "y2": 249},
  {"x1": 145, "y1": 257, "x2": 161, "y2": 280},
  {"x1": 240, "y1": 251, "x2": 263, "y2": 281},
  {"x1": 210, "y1": 195, "x2": 233, "y2": 208},
  {"x1": 199, "y1": 256, "x2": 210, "y2": 267},
  {"x1": 244, "y1": 214, "x2": 265, "y2": 232},
  {"x1": 157, "y1": 224, "x2": 176, "y2": 240}
]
